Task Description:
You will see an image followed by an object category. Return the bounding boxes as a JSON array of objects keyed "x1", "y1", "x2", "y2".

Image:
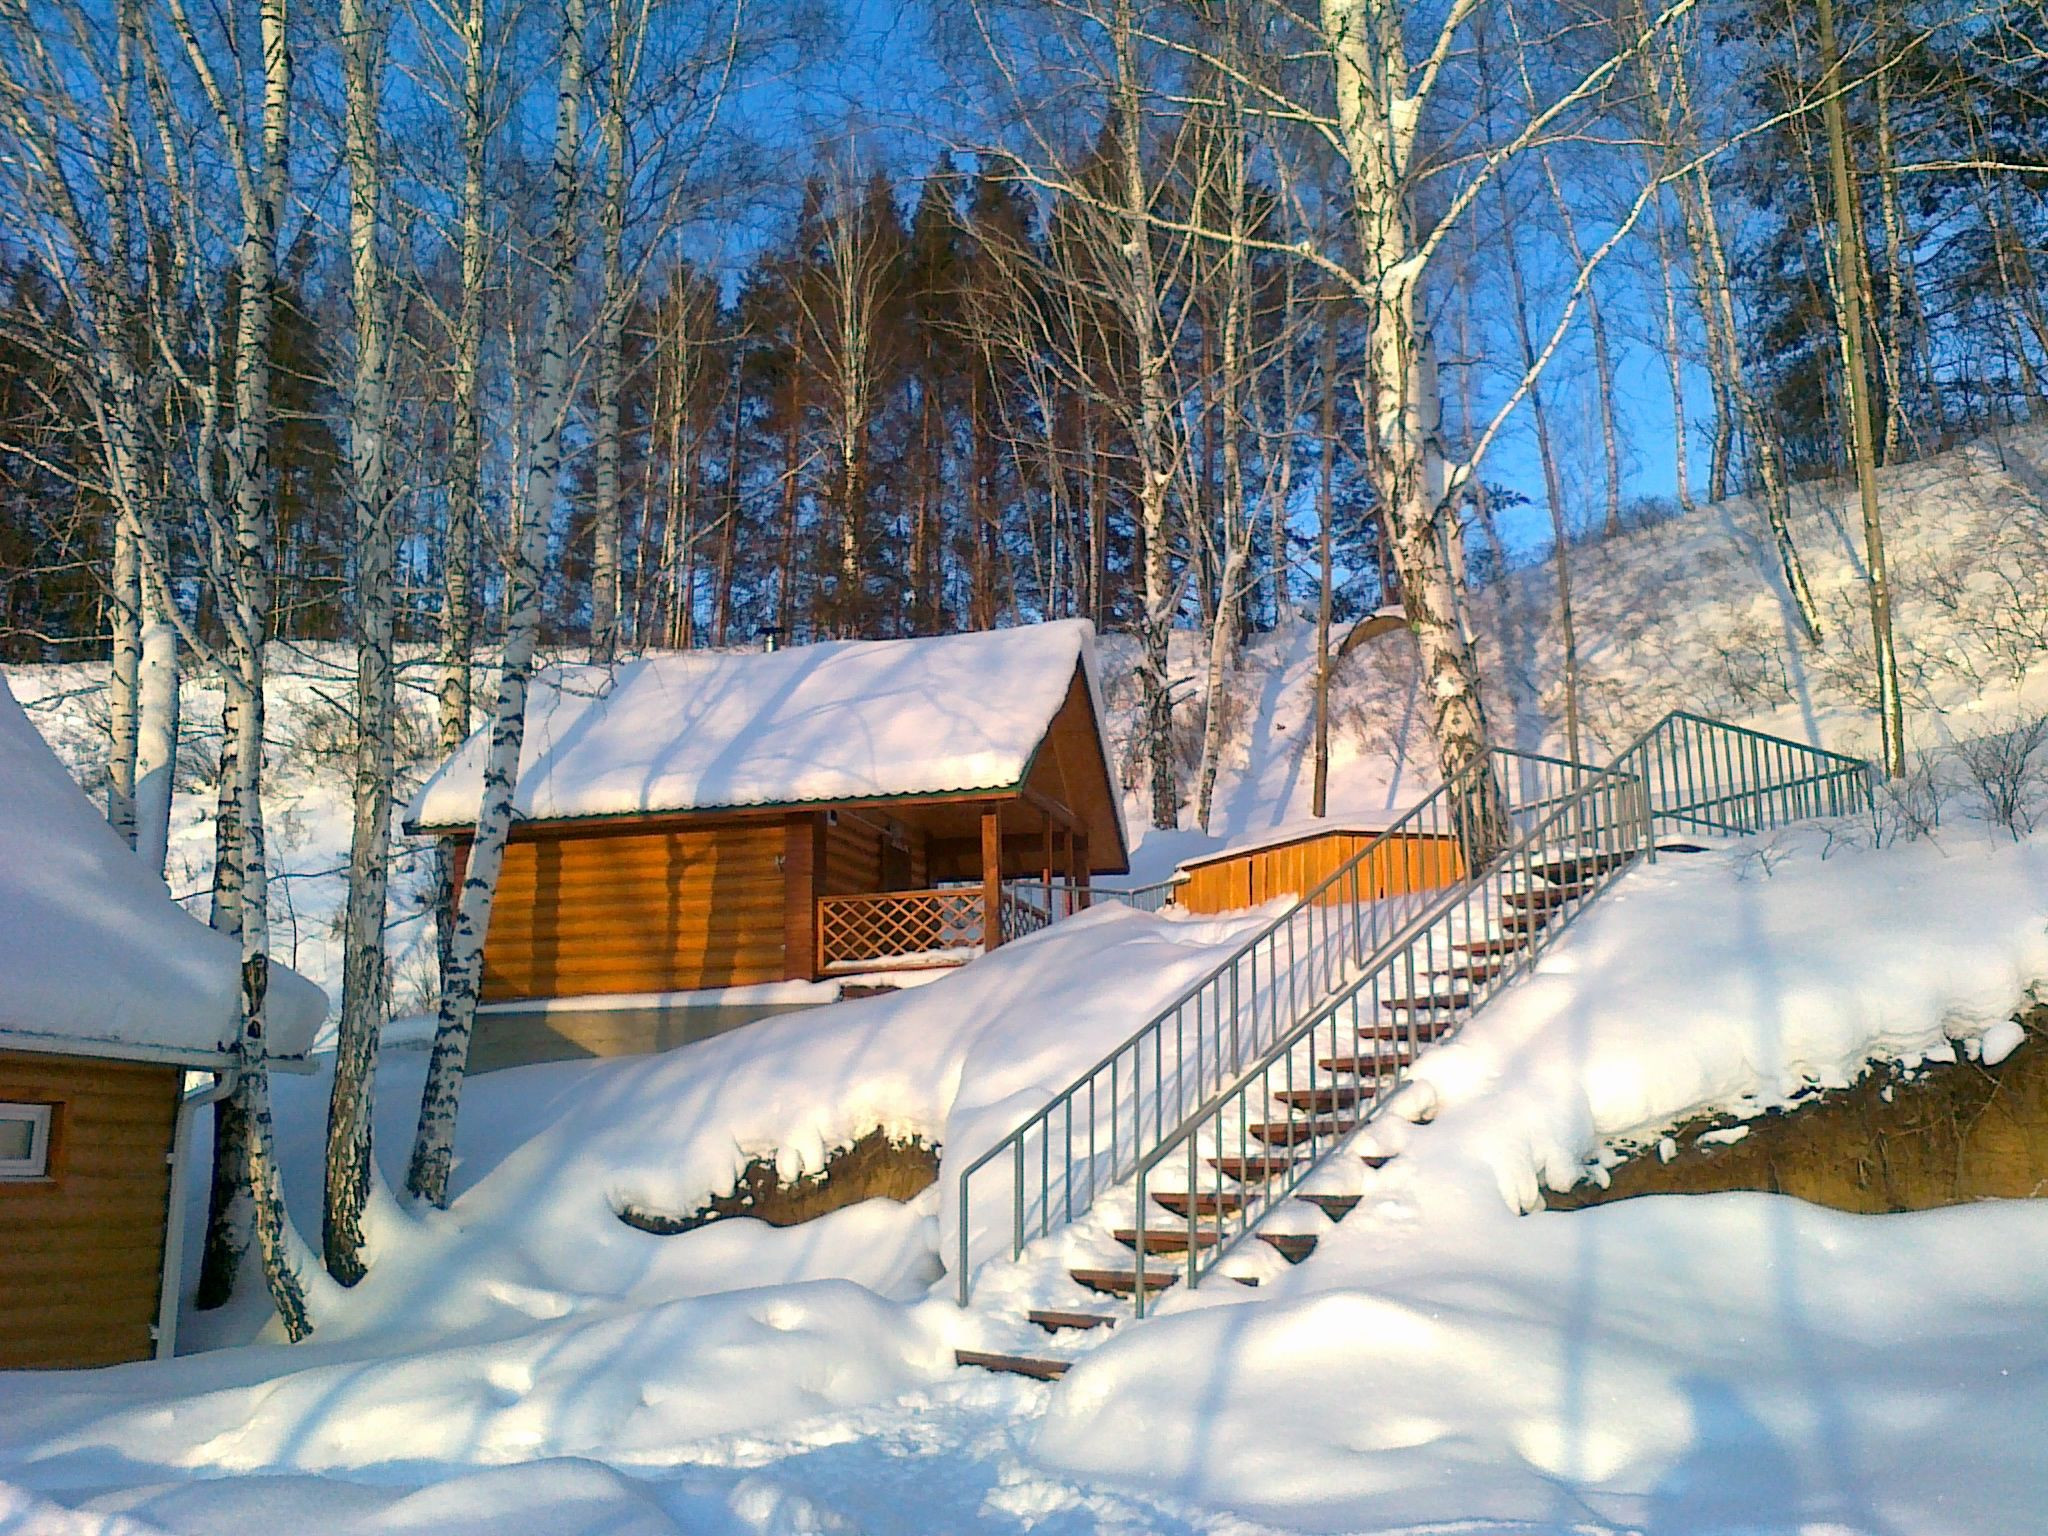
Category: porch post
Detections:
[
  {"x1": 981, "y1": 805, "x2": 1003, "y2": 952},
  {"x1": 1072, "y1": 832, "x2": 1091, "y2": 910},
  {"x1": 1042, "y1": 812, "x2": 1056, "y2": 916}
]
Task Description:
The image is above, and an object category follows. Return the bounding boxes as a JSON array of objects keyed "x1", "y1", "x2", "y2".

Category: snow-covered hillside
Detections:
[
  {"x1": 4, "y1": 429, "x2": 2048, "y2": 1535},
  {"x1": 11, "y1": 425, "x2": 2048, "y2": 1014}
]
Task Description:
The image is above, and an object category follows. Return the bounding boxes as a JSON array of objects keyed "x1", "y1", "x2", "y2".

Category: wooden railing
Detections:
[
  {"x1": 820, "y1": 875, "x2": 1191, "y2": 974},
  {"x1": 817, "y1": 888, "x2": 988, "y2": 973}
]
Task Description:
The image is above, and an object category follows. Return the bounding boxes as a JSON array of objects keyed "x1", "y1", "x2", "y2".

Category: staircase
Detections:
[{"x1": 950, "y1": 714, "x2": 1873, "y2": 1378}]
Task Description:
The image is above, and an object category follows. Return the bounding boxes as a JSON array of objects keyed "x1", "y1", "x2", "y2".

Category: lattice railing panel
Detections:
[{"x1": 818, "y1": 889, "x2": 987, "y2": 971}]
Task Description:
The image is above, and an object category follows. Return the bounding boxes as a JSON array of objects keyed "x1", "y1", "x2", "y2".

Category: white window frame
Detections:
[{"x1": 0, "y1": 1102, "x2": 53, "y2": 1179}]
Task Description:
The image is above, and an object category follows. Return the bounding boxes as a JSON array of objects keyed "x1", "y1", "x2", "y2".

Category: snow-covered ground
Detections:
[{"x1": 5, "y1": 428, "x2": 2048, "y2": 1533}]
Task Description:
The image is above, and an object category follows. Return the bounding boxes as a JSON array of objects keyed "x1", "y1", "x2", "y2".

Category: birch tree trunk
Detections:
[
  {"x1": 1193, "y1": 83, "x2": 1267, "y2": 833},
  {"x1": 1322, "y1": 0, "x2": 1506, "y2": 861},
  {"x1": 588, "y1": 0, "x2": 634, "y2": 660},
  {"x1": 1496, "y1": 169, "x2": 1582, "y2": 765},
  {"x1": 1311, "y1": 298, "x2": 1338, "y2": 819},
  {"x1": 195, "y1": 688, "x2": 250, "y2": 1310},
  {"x1": 326, "y1": 0, "x2": 397, "y2": 1287},
  {"x1": 107, "y1": 523, "x2": 142, "y2": 846},
  {"x1": 232, "y1": 0, "x2": 312, "y2": 1341},
  {"x1": 436, "y1": 0, "x2": 488, "y2": 996},
  {"x1": 1816, "y1": 0, "x2": 1904, "y2": 776},
  {"x1": 133, "y1": 615, "x2": 180, "y2": 879},
  {"x1": 165, "y1": 0, "x2": 312, "y2": 1337},
  {"x1": 1112, "y1": 0, "x2": 1182, "y2": 830},
  {"x1": 409, "y1": 0, "x2": 589, "y2": 1208}
]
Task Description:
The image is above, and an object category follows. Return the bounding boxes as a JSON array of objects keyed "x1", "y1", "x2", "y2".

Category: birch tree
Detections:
[
  {"x1": 409, "y1": 0, "x2": 590, "y2": 1207},
  {"x1": 162, "y1": 0, "x2": 314, "y2": 1336},
  {"x1": 1815, "y1": 0, "x2": 1904, "y2": 775},
  {"x1": 0, "y1": 0, "x2": 182, "y2": 874},
  {"x1": 326, "y1": 0, "x2": 400, "y2": 1286}
]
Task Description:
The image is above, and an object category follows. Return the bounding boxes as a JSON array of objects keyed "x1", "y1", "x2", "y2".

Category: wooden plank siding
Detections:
[
  {"x1": 0, "y1": 1050, "x2": 180, "y2": 1369},
  {"x1": 822, "y1": 812, "x2": 884, "y2": 897},
  {"x1": 476, "y1": 821, "x2": 791, "y2": 1002},
  {"x1": 1177, "y1": 830, "x2": 1466, "y2": 915}
]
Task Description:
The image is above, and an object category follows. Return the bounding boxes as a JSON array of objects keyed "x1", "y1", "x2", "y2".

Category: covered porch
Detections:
[{"x1": 813, "y1": 793, "x2": 1102, "y2": 975}]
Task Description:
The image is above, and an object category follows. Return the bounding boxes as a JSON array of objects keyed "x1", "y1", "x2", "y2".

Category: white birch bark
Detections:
[
  {"x1": 409, "y1": 0, "x2": 590, "y2": 1208},
  {"x1": 166, "y1": 0, "x2": 312, "y2": 1338},
  {"x1": 588, "y1": 0, "x2": 634, "y2": 659},
  {"x1": 106, "y1": 523, "x2": 143, "y2": 845},
  {"x1": 195, "y1": 686, "x2": 251, "y2": 1309},
  {"x1": 1321, "y1": 0, "x2": 1507, "y2": 859},
  {"x1": 132, "y1": 617, "x2": 180, "y2": 878},
  {"x1": 435, "y1": 0, "x2": 488, "y2": 996},
  {"x1": 1112, "y1": 0, "x2": 1182, "y2": 830},
  {"x1": 326, "y1": 0, "x2": 398, "y2": 1288}
]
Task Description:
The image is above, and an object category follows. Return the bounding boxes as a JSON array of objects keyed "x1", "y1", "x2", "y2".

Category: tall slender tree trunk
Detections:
[
  {"x1": 436, "y1": 0, "x2": 488, "y2": 996},
  {"x1": 1817, "y1": 0, "x2": 1904, "y2": 777},
  {"x1": 409, "y1": 0, "x2": 590, "y2": 1207},
  {"x1": 164, "y1": 0, "x2": 313, "y2": 1336},
  {"x1": 107, "y1": 516, "x2": 142, "y2": 845},
  {"x1": 1649, "y1": 175, "x2": 1696, "y2": 513},
  {"x1": 1323, "y1": 0, "x2": 1505, "y2": 861},
  {"x1": 326, "y1": 0, "x2": 397, "y2": 1288},
  {"x1": 1112, "y1": 0, "x2": 1181, "y2": 830},
  {"x1": 1496, "y1": 172, "x2": 1582, "y2": 765},
  {"x1": 195, "y1": 687, "x2": 249, "y2": 1311},
  {"x1": 588, "y1": 0, "x2": 632, "y2": 660},
  {"x1": 132, "y1": 612, "x2": 180, "y2": 878},
  {"x1": 1311, "y1": 297, "x2": 1338, "y2": 819}
]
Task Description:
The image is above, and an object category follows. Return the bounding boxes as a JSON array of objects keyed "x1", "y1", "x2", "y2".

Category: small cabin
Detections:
[
  {"x1": 406, "y1": 621, "x2": 1130, "y2": 1067},
  {"x1": 0, "y1": 676, "x2": 325, "y2": 1369},
  {"x1": 1174, "y1": 817, "x2": 1465, "y2": 915}
]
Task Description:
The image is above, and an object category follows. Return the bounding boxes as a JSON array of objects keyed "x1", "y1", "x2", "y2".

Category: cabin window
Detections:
[{"x1": 0, "y1": 1103, "x2": 52, "y2": 1179}]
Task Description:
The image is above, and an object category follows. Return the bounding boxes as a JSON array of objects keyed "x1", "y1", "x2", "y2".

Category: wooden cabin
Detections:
[
  {"x1": 1174, "y1": 818, "x2": 1465, "y2": 915},
  {"x1": 406, "y1": 622, "x2": 1130, "y2": 1063},
  {"x1": 0, "y1": 675, "x2": 326, "y2": 1369}
]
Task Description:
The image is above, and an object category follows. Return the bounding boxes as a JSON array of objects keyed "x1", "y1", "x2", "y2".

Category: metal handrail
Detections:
[
  {"x1": 951, "y1": 745, "x2": 1596, "y2": 1303},
  {"x1": 1122, "y1": 711, "x2": 1874, "y2": 1311}
]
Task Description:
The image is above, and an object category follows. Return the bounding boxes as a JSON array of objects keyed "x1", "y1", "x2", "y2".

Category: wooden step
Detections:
[
  {"x1": 1272, "y1": 1084, "x2": 1380, "y2": 1113},
  {"x1": 1029, "y1": 1309, "x2": 1115, "y2": 1333},
  {"x1": 1258, "y1": 1232, "x2": 1318, "y2": 1264},
  {"x1": 1457, "y1": 936, "x2": 1530, "y2": 958},
  {"x1": 1208, "y1": 1154, "x2": 1308, "y2": 1180},
  {"x1": 1152, "y1": 1188, "x2": 1250, "y2": 1217},
  {"x1": 1498, "y1": 908, "x2": 1553, "y2": 933},
  {"x1": 1071, "y1": 1266, "x2": 1178, "y2": 1296},
  {"x1": 1301, "y1": 1193, "x2": 1360, "y2": 1221},
  {"x1": 1361, "y1": 1154, "x2": 1394, "y2": 1170},
  {"x1": 1533, "y1": 852, "x2": 1632, "y2": 884},
  {"x1": 956, "y1": 1349, "x2": 1070, "y2": 1380},
  {"x1": 1317, "y1": 1052, "x2": 1412, "y2": 1074},
  {"x1": 1659, "y1": 842, "x2": 1710, "y2": 854},
  {"x1": 1247, "y1": 1115, "x2": 1360, "y2": 1146},
  {"x1": 1356, "y1": 1017, "x2": 1456, "y2": 1042},
  {"x1": 1502, "y1": 882, "x2": 1594, "y2": 910},
  {"x1": 1113, "y1": 1226, "x2": 1221, "y2": 1254},
  {"x1": 1430, "y1": 960, "x2": 1512, "y2": 983},
  {"x1": 1382, "y1": 991, "x2": 1473, "y2": 1013}
]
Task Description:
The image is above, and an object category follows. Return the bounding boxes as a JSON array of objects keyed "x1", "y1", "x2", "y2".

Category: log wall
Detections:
[
  {"x1": 477, "y1": 819, "x2": 790, "y2": 1002},
  {"x1": 0, "y1": 1050, "x2": 180, "y2": 1369},
  {"x1": 1177, "y1": 830, "x2": 1466, "y2": 915}
]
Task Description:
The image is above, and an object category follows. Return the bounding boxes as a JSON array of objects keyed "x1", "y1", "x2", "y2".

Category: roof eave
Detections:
[{"x1": 0, "y1": 1026, "x2": 318, "y2": 1074}]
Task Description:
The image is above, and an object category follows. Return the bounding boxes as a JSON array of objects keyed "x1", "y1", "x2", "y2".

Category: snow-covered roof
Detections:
[
  {"x1": 406, "y1": 620, "x2": 1123, "y2": 834},
  {"x1": 0, "y1": 673, "x2": 326, "y2": 1067}
]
